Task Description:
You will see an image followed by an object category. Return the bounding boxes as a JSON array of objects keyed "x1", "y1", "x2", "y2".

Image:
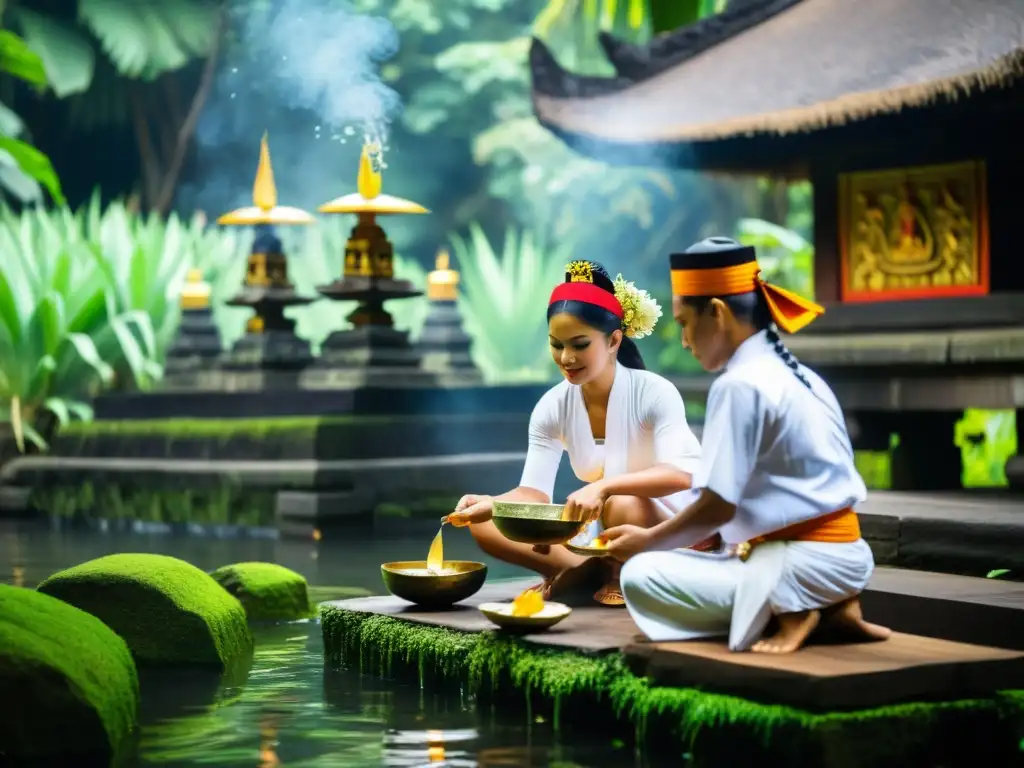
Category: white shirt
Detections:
[
  {"x1": 693, "y1": 330, "x2": 867, "y2": 545},
  {"x1": 519, "y1": 362, "x2": 702, "y2": 513}
]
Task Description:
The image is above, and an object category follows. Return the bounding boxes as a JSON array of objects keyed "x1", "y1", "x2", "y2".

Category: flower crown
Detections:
[{"x1": 564, "y1": 261, "x2": 663, "y2": 339}]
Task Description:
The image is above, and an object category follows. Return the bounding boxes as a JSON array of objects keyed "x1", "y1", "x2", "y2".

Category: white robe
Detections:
[
  {"x1": 518, "y1": 362, "x2": 703, "y2": 541},
  {"x1": 620, "y1": 330, "x2": 875, "y2": 650}
]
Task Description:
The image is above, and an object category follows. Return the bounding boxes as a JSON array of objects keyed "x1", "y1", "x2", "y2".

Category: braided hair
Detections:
[
  {"x1": 682, "y1": 292, "x2": 812, "y2": 390},
  {"x1": 547, "y1": 260, "x2": 646, "y2": 370}
]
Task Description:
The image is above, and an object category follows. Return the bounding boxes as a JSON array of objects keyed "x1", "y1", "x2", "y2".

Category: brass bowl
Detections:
[
  {"x1": 491, "y1": 501, "x2": 589, "y2": 545},
  {"x1": 380, "y1": 560, "x2": 487, "y2": 609},
  {"x1": 564, "y1": 541, "x2": 610, "y2": 558},
  {"x1": 479, "y1": 600, "x2": 572, "y2": 631}
]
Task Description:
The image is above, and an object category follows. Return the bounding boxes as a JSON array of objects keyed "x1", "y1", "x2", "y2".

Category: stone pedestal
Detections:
[
  {"x1": 165, "y1": 307, "x2": 223, "y2": 375},
  {"x1": 418, "y1": 300, "x2": 482, "y2": 384},
  {"x1": 311, "y1": 275, "x2": 437, "y2": 388}
]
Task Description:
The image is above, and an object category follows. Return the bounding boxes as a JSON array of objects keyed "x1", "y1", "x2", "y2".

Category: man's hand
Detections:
[
  {"x1": 564, "y1": 481, "x2": 609, "y2": 524},
  {"x1": 602, "y1": 524, "x2": 655, "y2": 561},
  {"x1": 446, "y1": 494, "x2": 494, "y2": 527}
]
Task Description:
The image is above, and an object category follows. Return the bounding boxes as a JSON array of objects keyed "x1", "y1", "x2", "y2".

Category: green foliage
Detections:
[
  {"x1": 0, "y1": 29, "x2": 65, "y2": 204},
  {"x1": 449, "y1": 222, "x2": 567, "y2": 383},
  {"x1": 31, "y1": 483, "x2": 278, "y2": 527},
  {"x1": 8, "y1": 0, "x2": 219, "y2": 96},
  {"x1": 0, "y1": 197, "x2": 247, "y2": 451},
  {"x1": 646, "y1": 0, "x2": 724, "y2": 35}
]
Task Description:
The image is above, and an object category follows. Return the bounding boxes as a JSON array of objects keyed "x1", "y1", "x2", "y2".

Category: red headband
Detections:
[{"x1": 549, "y1": 282, "x2": 624, "y2": 318}]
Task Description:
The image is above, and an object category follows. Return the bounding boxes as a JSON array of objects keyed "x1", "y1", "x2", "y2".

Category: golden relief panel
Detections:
[{"x1": 839, "y1": 161, "x2": 988, "y2": 302}]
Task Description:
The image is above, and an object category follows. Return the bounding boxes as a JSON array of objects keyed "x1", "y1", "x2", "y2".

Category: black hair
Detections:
[
  {"x1": 546, "y1": 260, "x2": 646, "y2": 370},
  {"x1": 681, "y1": 291, "x2": 812, "y2": 390}
]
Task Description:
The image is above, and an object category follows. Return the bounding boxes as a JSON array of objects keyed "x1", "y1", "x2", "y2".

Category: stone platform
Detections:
[
  {"x1": 857, "y1": 490, "x2": 1024, "y2": 576},
  {"x1": 328, "y1": 567, "x2": 1024, "y2": 712}
]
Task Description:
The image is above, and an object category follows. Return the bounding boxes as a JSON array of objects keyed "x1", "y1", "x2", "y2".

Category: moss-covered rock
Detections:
[
  {"x1": 210, "y1": 562, "x2": 312, "y2": 621},
  {"x1": 37, "y1": 553, "x2": 253, "y2": 670},
  {"x1": 0, "y1": 585, "x2": 139, "y2": 763}
]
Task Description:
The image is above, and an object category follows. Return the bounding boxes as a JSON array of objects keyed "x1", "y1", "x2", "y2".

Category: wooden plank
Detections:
[
  {"x1": 331, "y1": 577, "x2": 1024, "y2": 711},
  {"x1": 624, "y1": 633, "x2": 1024, "y2": 711},
  {"x1": 336, "y1": 579, "x2": 637, "y2": 652}
]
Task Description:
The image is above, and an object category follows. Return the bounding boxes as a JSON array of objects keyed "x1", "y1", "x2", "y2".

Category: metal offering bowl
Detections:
[
  {"x1": 380, "y1": 560, "x2": 487, "y2": 609},
  {"x1": 491, "y1": 501, "x2": 589, "y2": 545},
  {"x1": 479, "y1": 600, "x2": 572, "y2": 632}
]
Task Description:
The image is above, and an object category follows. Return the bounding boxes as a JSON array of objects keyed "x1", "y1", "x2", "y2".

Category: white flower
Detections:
[
  {"x1": 613, "y1": 274, "x2": 662, "y2": 339},
  {"x1": 629, "y1": 289, "x2": 662, "y2": 339}
]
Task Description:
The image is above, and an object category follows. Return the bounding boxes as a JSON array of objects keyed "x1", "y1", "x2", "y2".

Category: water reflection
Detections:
[{"x1": 0, "y1": 521, "x2": 672, "y2": 768}]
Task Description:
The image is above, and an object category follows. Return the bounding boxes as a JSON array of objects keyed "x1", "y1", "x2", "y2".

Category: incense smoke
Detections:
[{"x1": 179, "y1": 0, "x2": 401, "y2": 216}]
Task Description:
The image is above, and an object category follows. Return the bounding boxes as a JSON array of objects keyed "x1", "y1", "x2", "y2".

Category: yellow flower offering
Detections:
[
  {"x1": 591, "y1": 536, "x2": 608, "y2": 550},
  {"x1": 510, "y1": 589, "x2": 545, "y2": 617}
]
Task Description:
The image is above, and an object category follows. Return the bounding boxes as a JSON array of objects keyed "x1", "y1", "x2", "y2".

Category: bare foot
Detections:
[
  {"x1": 751, "y1": 610, "x2": 821, "y2": 653},
  {"x1": 821, "y1": 597, "x2": 892, "y2": 643}
]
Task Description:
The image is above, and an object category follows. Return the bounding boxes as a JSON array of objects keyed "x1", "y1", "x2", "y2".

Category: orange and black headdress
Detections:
[
  {"x1": 548, "y1": 260, "x2": 624, "y2": 320},
  {"x1": 669, "y1": 237, "x2": 824, "y2": 334}
]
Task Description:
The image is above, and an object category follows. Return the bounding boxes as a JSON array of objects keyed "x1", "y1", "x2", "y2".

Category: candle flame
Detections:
[
  {"x1": 253, "y1": 132, "x2": 278, "y2": 212},
  {"x1": 435, "y1": 249, "x2": 449, "y2": 271},
  {"x1": 357, "y1": 142, "x2": 382, "y2": 200}
]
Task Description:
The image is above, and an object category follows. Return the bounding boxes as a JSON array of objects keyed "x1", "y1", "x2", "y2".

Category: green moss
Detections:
[
  {"x1": 58, "y1": 412, "x2": 523, "y2": 438},
  {"x1": 31, "y1": 483, "x2": 276, "y2": 527},
  {"x1": 38, "y1": 553, "x2": 254, "y2": 671},
  {"x1": 59, "y1": 415, "x2": 356, "y2": 438},
  {"x1": 210, "y1": 562, "x2": 312, "y2": 621},
  {"x1": 0, "y1": 585, "x2": 139, "y2": 763},
  {"x1": 321, "y1": 608, "x2": 1024, "y2": 765}
]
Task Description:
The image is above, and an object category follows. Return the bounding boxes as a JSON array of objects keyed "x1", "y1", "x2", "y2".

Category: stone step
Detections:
[
  {"x1": 862, "y1": 566, "x2": 1024, "y2": 651},
  {"x1": 857, "y1": 491, "x2": 1024, "y2": 576}
]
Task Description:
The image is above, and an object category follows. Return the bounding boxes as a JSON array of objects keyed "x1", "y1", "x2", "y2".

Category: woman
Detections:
[
  {"x1": 604, "y1": 237, "x2": 891, "y2": 653},
  {"x1": 447, "y1": 259, "x2": 711, "y2": 607}
]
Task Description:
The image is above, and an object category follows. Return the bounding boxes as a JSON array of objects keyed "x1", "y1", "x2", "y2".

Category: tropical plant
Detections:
[
  {"x1": 449, "y1": 222, "x2": 568, "y2": 383},
  {"x1": 0, "y1": 29, "x2": 64, "y2": 205},
  {"x1": 0, "y1": 196, "x2": 249, "y2": 451},
  {"x1": 3, "y1": 0, "x2": 224, "y2": 212}
]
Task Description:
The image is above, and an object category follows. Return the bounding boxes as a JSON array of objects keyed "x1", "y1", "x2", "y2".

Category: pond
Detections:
[{"x1": 0, "y1": 520, "x2": 684, "y2": 768}]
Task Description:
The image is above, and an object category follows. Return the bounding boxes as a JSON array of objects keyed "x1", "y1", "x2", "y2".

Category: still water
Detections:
[{"x1": 1, "y1": 520, "x2": 680, "y2": 768}]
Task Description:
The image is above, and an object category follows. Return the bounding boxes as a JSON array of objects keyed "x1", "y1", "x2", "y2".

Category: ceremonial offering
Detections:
[
  {"x1": 380, "y1": 519, "x2": 485, "y2": 607},
  {"x1": 565, "y1": 533, "x2": 610, "y2": 558},
  {"x1": 380, "y1": 560, "x2": 487, "y2": 608},
  {"x1": 491, "y1": 501, "x2": 589, "y2": 545},
  {"x1": 479, "y1": 589, "x2": 571, "y2": 631}
]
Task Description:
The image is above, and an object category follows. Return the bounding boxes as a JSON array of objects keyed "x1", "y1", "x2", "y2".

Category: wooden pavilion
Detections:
[{"x1": 529, "y1": 0, "x2": 1024, "y2": 491}]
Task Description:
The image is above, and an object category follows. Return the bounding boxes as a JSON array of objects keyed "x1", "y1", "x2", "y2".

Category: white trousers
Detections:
[{"x1": 620, "y1": 538, "x2": 874, "y2": 651}]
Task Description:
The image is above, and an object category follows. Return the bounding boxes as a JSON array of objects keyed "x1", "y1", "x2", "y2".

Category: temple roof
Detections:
[{"x1": 530, "y1": 0, "x2": 1024, "y2": 169}]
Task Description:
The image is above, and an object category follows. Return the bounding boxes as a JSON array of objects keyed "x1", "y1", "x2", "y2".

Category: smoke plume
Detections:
[{"x1": 179, "y1": 0, "x2": 401, "y2": 219}]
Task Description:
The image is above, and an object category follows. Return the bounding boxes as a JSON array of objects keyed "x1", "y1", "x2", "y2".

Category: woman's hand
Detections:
[
  {"x1": 602, "y1": 524, "x2": 655, "y2": 561},
  {"x1": 564, "y1": 482, "x2": 609, "y2": 524},
  {"x1": 446, "y1": 494, "x2": 494, "y2": 527}
]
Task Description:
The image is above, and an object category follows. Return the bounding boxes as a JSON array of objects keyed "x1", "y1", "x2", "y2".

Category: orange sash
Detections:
[{"x1": 737, "y1": 507, "x2": 860, "y2": 561}]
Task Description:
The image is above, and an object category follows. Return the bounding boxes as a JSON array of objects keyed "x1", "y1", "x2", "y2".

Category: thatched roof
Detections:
[{"x1": 531, "y1": 0, "x2": 1024, "y2": 161}]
